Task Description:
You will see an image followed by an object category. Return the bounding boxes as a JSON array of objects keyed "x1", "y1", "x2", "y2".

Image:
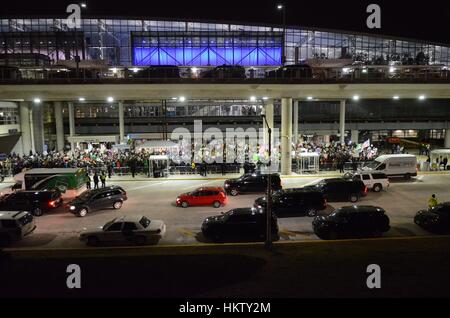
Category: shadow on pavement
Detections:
[{"x1": 0, "y1": 253, "x2": 266, "y2": 298}]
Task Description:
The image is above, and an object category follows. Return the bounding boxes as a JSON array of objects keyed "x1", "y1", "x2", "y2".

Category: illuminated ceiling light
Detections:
[
  {"x1": 171, "y1": 97, "x2": 178, "y2": 100},
  {"x1": 107, "y1": 97, "x2": 114, "y2": 103},
  {"x1": 342, "y1": 67, "x2": 350, "y2": 74},
  {"x1": 78, "y1": 97, "x2": 85, "y2": 102},
  {"x1": 250, "y1": 96, "x2": 257, "y2": 102},
  {"x1": 111, "y1": 68, "x2": 117, "y2": 74},
  {"x1": 362, "y1": 68, "x2": 368, "y2": 73},
  {"x1": 393, "y1": 96, "x2": 400, "y2": 100},
  {"x1": 262, "y1": 96, "x2": 269, "y2": 100},
  {"x1": 389, "y1": 67, "x2": 396, "y2": 73},
  {"x1": 33, "y1": 98, "x2": 41, "y2": 104},
  {"x1": 352, "y1": 95, "x2": 360, "y2": 101},
  {"x1": 80, "y1": 3, "x2": 87, "y2": 8},
  {"x1": 132, "y1": 68, "x2": 139, "y2": 73},
  {"x1": 191, "y1": 67, "x2": 198, "y2": 73},
  {"x1": 419, "y1": 95, "x2": 426, "y2": 100},
  {"x1": 306, "y1": 96, "x2": 313, "y2": 100},
  {"x1": 277, "y1": 4, "x2": 283, "y2": 10},
  {"x1": 179, "y1": 96, "x2": 186, "y2": 102}
]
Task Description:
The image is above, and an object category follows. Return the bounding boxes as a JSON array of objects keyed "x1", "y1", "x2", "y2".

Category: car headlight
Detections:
[
  {"x1": 70, "y1": 206, "x2": 76, "y2": 210},
  {"x1": 224, "y1": 183, "x2": 229, "y2": 187}
]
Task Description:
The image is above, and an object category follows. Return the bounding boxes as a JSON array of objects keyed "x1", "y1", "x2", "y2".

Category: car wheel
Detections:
[
  {"x1": 213, "y1": 201, "x2": 221, "y2": 208},
  {"x1": 373, "y1": 183, "x2": 382, "y2": 192},
  {"x1": 87, "y1": 236, "x2": 99, "y2": 246},
  {"x1": 230, "y1": 188, "x2": 239, "y2": 196},
  {"x1": 135, "y1": 236, "x2": 147, "y2": 246},
  {"x1": 350, "y1": 193, "x2": 359, "y2": 203},
  {"x1": 113, "y1": 201, "x2": 123, "y2": 209},
  {"x1": 181, "y1": 201, "x2": 189, "y2": 208},
  {"x1": 307, "y1": 208, "x2": 317, "y2": 217},
  {"x1": 33, "y1": 207, "x2": 43, "y2": 217},
  {"x1": 372, "y1": 230, "x2": 383, "y2": 238},
  {"x1": 404, "y1": 173, "x2": 411, "y2": 180},
  {"x1": 78, "y1": 208, "x2": 88, "y2": 217},
  {"x1": 212, "y1": 234, "x2": 222, "y2": 243}
]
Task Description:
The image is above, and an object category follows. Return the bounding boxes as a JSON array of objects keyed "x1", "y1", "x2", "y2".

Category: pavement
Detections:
[
  {"x1": 1, "y1": 172, "x2": 450, "y2": 250},
  {"x1": 2, "y1": 236, "x2": 450, "y2": 297}
]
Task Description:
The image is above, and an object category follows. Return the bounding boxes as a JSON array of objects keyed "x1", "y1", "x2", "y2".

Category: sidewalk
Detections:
[{"x1": 2, "y1": 170, "x2": 449, "y2": 184}]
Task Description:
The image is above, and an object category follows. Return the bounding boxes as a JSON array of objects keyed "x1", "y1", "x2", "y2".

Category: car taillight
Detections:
[
  {"x1": 49, "y1": 200, "x2": 57, "y2": 207},
  {"x1": 323, "y1": 199, "x2": 327, "y2": 208},
  {"x1": 364, "y1": 186, "x2": 368, "y2": 194}
]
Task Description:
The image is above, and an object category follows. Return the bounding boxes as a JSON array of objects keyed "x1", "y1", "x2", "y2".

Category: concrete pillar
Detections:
[
  {"x1": 119, "y1": 101, "x2": 125, "y2": 144},
  {"x1": 351, "y1": 129, "x2": 359, "y2": 144},
  {"x1": 19, "y1": 102, "x2": 33, "y2": 155},
  {"x1": 293, "y1": 100, "x2": 299, "y2": 145},
  {"x1": 263, "y1": 100, "x2": 274, "y2": 146},
  {"x1": 54, "y1": 102, "x2": 64, "y2": 151},
  {"x1": 323, "y1": 135, "x2": 330, "y2": 145},
  {"x1": 32, "y1": 102, "x2": 44, "y2": 154},
  {"x1": 445, "y1": 129, "x2": 450, "y2": 148},
  {"x1": 281, "y1": 98, "x2": 293, "y2": 175},
  {"x1": 68, "y1": 102, "x2": 75, "y2": 151},
  {"x1": 339, "y1": 100, "x2": 346, "y2": 145}
]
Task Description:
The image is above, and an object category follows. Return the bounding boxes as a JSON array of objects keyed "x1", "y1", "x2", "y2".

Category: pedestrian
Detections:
[
  {"x1": 443, "y1": 157, "x2": 448, "y2": 170},
  {"x1": 107, "y1": 164, "x2": 112, "y2": 179},
  {"x1": 85, "y1": 173, "x2": 91, "y2": 190},
  {"x1": 100, "y1": 172, "x2": 106, "y2": 188},
  {"x1": 93, "y1": 172, "x2": 99, "y2": 189},
  {"x1": 428, "y1": 194, "x2": 438, "y2": 209}
]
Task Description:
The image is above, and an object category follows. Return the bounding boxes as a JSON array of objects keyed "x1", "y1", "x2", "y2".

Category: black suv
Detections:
[
  {"x1": 201, "y1": 207, "x2": 279, "y2": 242},
  {"x1": 303, "y1": 178, "x2": 367, "y2": 202},
  {"x1": 66, "y1": 186, "x2": 127, "y2": 217},
  {"x1": 254, "y1": 188, "x2": 327, "y2": 217},
  {"x1": 313, "y1": 205, "x2": 390, "y2": 240},
  {"x1": 224, "y1": 173, "x2": 282, "y2": 196},
  {"x1": 414, "y1": 203, "x2": 450, "y2": 234},
  {"x1": 0, "y1": 190, "x2": 62, "y2": 216}
]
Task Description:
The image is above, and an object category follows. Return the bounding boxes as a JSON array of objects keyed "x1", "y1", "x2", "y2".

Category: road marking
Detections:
[
  {"x1": 126, "y1": 181, "x2": 168, "y2": 191},
  {"x1": 417, "y1": 175, "x2": 424, "y2": 181},
  {"x1": 177, "y1": 227, "x2": 198, "y2": 237}
]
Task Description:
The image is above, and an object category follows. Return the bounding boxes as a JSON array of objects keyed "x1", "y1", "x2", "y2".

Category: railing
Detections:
[{"x1": 1, "y1": 66, "x2": 449, "y2": 84}]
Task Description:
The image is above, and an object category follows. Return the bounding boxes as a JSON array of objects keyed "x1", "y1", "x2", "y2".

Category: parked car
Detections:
[
  {"x1": 201, "y1": 207, "x2": 279, "y2": 242},
  {"x1": 0, "y1": 211, "x2": 36, "y2": 246},
  {"x1": 344, "y1": 171, "x2": 389, "y2": 192},
  {"x1": 200, "y1": 65, "x2": 246, "y2": 79},
  {"x1": 0, "y1": 190, "x2": 62, "y2": 216},
  {"x1": 362, "y1": 154, "x2": 417, "y2": 179},
  {"x1": 224, "y1": 173, "x2": 282, "y2": 196},
  {"x1": 254, "y1": 188, "x2": 327, "y2": 217},
  {"x1": 266, "y1": 64, "x2": 312, "y2": 79},
  {"x1": 313, "y1": 205, "x2": 390, "y2": 240},
  {"x1": 79, "y1": 215, "x2": 166, "y2": 246},
  {"x1": 414, "y1": 203, "x2": 450, "y2": 234},
  {"x1": 176, "y1": 187, "x2": 227, "y2": 208},
  {"x1": 303, "y1": 178, "x2": 367, "y2": 202},
  {"x1": 132, "y1": 65, "x2": 180, "y2": 79},
  {"x1": 66, "y1": 186, "x2": 127, "y2": 217}
]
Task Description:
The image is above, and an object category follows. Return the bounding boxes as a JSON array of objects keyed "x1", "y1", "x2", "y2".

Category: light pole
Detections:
[
  {"x1": 262, "y1": 109, "x2": 272, "y2": 250},
  {"x1": 277, "y1": 3, "x2": 287, "y2": 66}
]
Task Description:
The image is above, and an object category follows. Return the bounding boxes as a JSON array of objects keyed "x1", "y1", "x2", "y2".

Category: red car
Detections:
[{"x1": 176, "y1": 187, "x2": 228, "y2": 208}]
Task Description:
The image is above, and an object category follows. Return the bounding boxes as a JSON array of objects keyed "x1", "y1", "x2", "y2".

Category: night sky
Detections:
[{"x1": 2, "y1": 0, "x2": 450, "y2": 44}]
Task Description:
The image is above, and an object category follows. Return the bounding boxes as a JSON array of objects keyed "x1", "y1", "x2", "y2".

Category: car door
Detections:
[
  {"x1": 272, "y1": 195, "x2": 289, "y2": 217},
  {"x1": 324, "y1": 183, "x2": 339, "y2": 201},
  {"x1": 102, "y1": 222, "x2": 124, "y2": 242},
  {"x1": 241, "y1": 176, "x2": 256, "y2": 193},
  {"x1": 362, "y1": 174, "x2": 371, "y2": 187},
  {"x1": 190, "y1": 190, "x2": 201, "y2": 205},
  {"x1": 202, "y1": 191, "x2": 214, "y2": 205},
  {"x1": 121, "y1": 222, "x2": 139, "y2": 242}
]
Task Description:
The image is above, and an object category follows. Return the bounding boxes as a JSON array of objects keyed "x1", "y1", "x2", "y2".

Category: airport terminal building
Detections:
[{"x1": 1, "y1": 16, "x2": 450, "y2": 174}]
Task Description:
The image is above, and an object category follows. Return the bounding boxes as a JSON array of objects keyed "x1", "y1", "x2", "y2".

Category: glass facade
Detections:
[
  {"x1": 0, "y1": 18, "x2": 449, "y2": 67},
  {"x1": 0, "y1": 104, "x2": 19, "y2": 125}
]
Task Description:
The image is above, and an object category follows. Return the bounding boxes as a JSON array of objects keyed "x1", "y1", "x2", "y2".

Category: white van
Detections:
[{"x1": 362, "y1": 154, "x2": 417, "y2": 179}]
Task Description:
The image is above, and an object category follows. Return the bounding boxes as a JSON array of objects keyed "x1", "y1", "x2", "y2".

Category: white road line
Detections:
[{"x1": 126, "y1": 181, "x2": 168, "y2": 191}]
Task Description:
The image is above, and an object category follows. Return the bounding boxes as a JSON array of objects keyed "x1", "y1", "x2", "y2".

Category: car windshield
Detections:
[
  {"x1": 102, "y1": 218, "x2": 116, "y2": 230},
  {"x1": 139, "y1": 216, "x2": 151, "y2": 228},
  {"x1": 364, "y1": 160, "x2": 381, "y2": 170},
  {"x1": 328, "y1": 210, "x2": 344, "y2": 220}
]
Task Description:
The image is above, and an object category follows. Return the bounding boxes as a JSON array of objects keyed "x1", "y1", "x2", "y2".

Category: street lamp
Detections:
[
  {"x1": 261, "y1": 106, "x2": 273, "y2": 250},
  {"x1": 277, "y1": 3, "x2": 287, "y2": 66}
]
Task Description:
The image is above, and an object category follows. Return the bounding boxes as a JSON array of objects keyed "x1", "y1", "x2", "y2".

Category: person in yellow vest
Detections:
[{"x1": 428, "y1": 194, "x2": 438, "y2": 209}]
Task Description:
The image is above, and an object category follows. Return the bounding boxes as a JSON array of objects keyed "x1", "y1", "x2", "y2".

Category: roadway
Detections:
[{"x1": 1, "y1": 173, "x2": 449, "y2": 249}]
